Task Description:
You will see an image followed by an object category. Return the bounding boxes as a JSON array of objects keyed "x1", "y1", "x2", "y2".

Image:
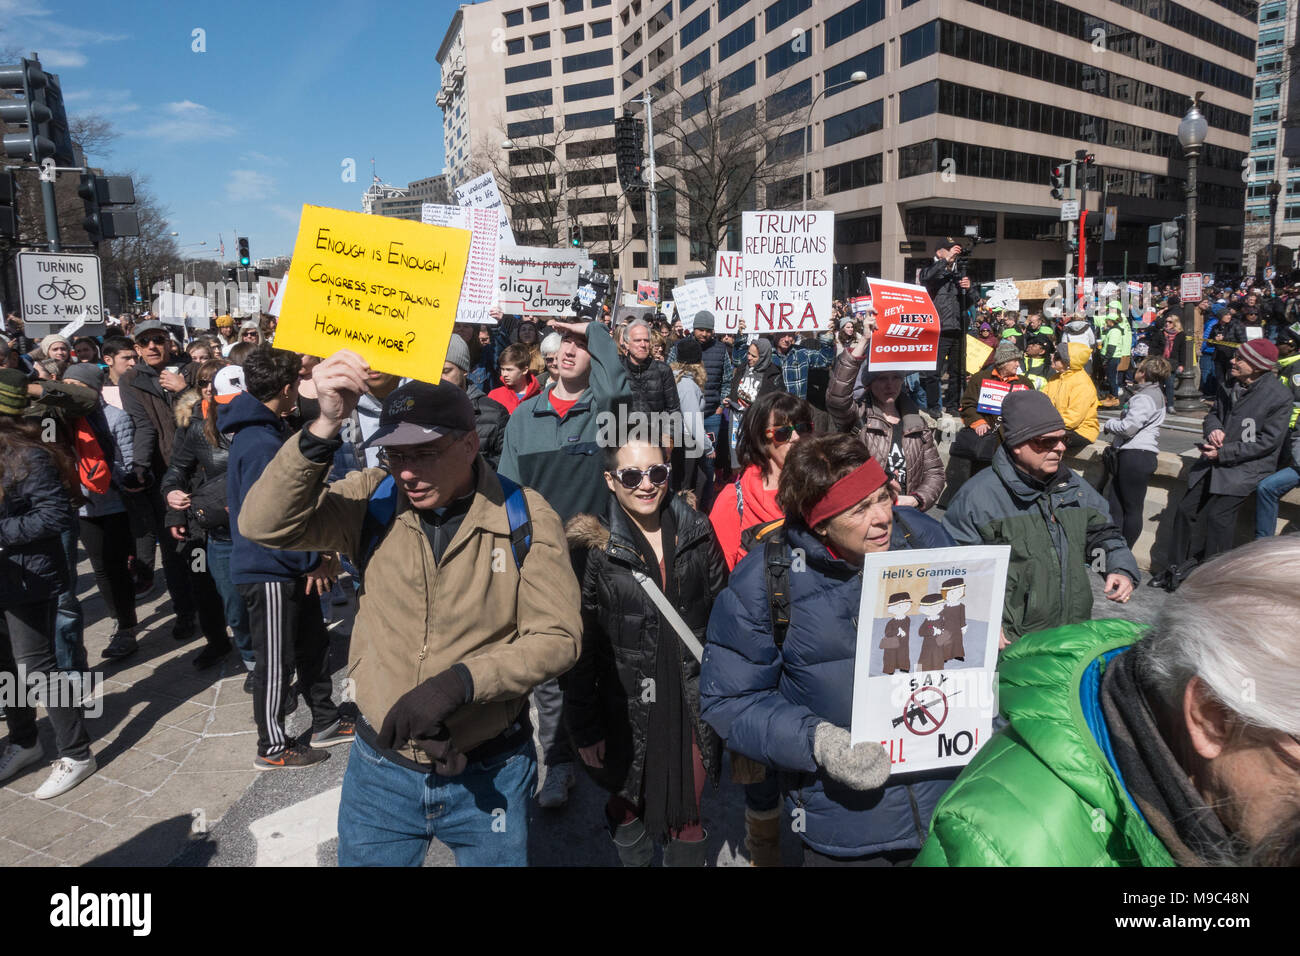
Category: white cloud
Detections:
[
  {"x1": 63, "y1": 88, "x2": 139, "y2": 116},
  {"x1": 141, "y1": 100, "x2": 235, "y2": 143},
  {"x1": 269, "y1": 204, "x2": 300, "y2": 224},
  {"x1": 38, "y1": 49, "x2": 88, "y2": 69},
  {"x1": 240, "y1": 151, "x2": 287, "y2": 167},
  {"x1": 227, "y1": 169, "x2": 275, "y2": 202}
]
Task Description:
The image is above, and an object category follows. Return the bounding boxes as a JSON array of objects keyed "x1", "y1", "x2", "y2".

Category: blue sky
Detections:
[{"x1": 2, "y1": 0, "x2": 458, "y2": 258}]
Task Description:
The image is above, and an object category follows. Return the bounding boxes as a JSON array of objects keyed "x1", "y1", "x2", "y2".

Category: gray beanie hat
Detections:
[
  {"x1": 63, "y1": 362, "x2": 105, "y2": 391},
  {"x1": 692, "y1": 310, "x2": 715, "y2": 331},
  {"x1": 1000, "y1": 389, "x2": 1066, "y2": 447},
  {"x1": 444, "y1": 334, "x2": 471, "y2": 373},
  {"x1": 991, "y1": 341, "x2": 1023, "y2": 366}
]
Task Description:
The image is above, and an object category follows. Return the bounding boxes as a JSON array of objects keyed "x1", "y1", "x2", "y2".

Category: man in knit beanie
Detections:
[{"x1": 1155, "y1": 336, "x2": 1294, "y2": 590}]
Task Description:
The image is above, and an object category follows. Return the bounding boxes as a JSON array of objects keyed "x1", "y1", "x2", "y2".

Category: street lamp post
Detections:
[
  {"x1": 1174, "y1": 93, "x2": 1207, "y2": 412},
  {"x1": 1267, "y1": 179, "x2": 1282, "y2": 282},
  {"x1": 501, "y1": 139, "x2": 565, "y2": 247},
  {"x1": 802, "y1": 71, "x2": 868, "y2": 211}
]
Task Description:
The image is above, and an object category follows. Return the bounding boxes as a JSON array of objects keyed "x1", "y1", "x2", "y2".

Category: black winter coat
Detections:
[
  {"x1": 622, "y1": 354, "x2": 682, "y2": 416},
  {"x1": 563, "y1": 493, "x2": 728, "y2": 805},
  {"x1": 467, "y1": 384, "x2": 507, "y2": 470},
  {"x1": 161, "y1": 397, "x2": 232, "y2": 536},
  {"x1": 0, "y1": 443, "x2": 74, "y2": 605},
  {"x1": 918, "y1": 257, "x2": 965, "y2": 332}
]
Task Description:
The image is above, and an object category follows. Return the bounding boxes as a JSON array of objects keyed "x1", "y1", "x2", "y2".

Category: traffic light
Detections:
[
  {"x1": 237, "y1": 237, "x2": 250, "y2": 267},
  {"x1": 615, "y1": 115, "x2": 646, "y2": 193},
  {"x1": 1075, "y1": 150, "x2": 1095, "y2": 166},
  {"x1": 0, "y1": 170, "x2": 15, "y2": 239},
  {"x1": 1049, "y1": 164, "x2": 1065, "y2": 201},
  {"x1": 0, "y1": 58, "x2": 55, "y2": 164},
  {"x1": 79, "y1": 173, "x2": 139, "y2": 241},
  {"x1": 569, "y1": 218, "x2": 584, "y2": 248},
  {"x1": 1159, "y1": 221, "x2": 1181, "y2": 268}
]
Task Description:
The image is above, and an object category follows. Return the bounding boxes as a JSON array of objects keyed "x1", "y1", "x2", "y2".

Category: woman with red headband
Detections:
[{"x1": 701, "y1": 434, "x2": 959, "y2": 866}]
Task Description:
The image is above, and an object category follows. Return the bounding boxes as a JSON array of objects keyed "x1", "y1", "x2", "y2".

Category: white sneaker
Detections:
[
  {"x1": 0, "y1": 742, "x2": 44, "y2": 784},
  {"x1": 536, "y1": 762, "x2": 576, "y2": 808},
  {"x1": 33, "y1": 755, "x2": 96, "y2": 800}
]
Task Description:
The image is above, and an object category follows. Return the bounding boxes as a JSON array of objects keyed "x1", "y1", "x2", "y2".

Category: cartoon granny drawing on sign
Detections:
[
  {"x1": 940, "y1": 577, "x2": 968, "y2": 663},
  {"x1": 881, "y1": 592, "x2": 912, "y2": 675},
  {"x1": 917, "y1": 593, "x2": 949, "y2": 672}
]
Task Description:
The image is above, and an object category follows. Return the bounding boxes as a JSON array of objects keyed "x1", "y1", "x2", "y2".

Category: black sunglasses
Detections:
[
  {"x1": 765, "y1": 421, "x2": 815, "y2": 444},
  {"x1": 138, "y1": 335, "x2": 168, "y2": 346},
  {"x1": 611, "y1": 463, "x2": 671, "y2": 489}
]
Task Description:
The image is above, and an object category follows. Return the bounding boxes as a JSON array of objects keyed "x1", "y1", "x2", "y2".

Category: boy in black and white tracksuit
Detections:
[{"x1": 220, "y1": 347, "x2": 352, "y2": 769}]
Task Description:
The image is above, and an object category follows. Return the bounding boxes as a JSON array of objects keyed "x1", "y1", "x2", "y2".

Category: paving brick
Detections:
[{"x1": 10, "y1": 808, "x2": 90, "y2": 852}]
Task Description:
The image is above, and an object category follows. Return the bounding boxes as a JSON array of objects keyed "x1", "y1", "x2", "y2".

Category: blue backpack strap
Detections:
[
  {"x1": 358, "y1": 473, "x2": 398, "y2": 574},
  {"x1": 496, "y1": 474, "x2": 532, "y2": 570}
]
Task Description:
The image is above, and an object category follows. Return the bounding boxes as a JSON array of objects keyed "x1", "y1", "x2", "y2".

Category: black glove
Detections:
[{"x1": 377, "y1": 666, "x2": 471, "y2": 762}]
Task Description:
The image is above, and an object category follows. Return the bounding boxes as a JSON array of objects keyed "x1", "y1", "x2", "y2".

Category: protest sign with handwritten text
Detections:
[
  {"x1": 497, "y1": 246, "x2": 583, "y2": 316},
  {"x1": 671, "y1": 278, "x2": 713, "y2": 332},
  {"x1": 741, "y1": 211, "x2": 833, "y2": 333},
  {"x1": 421, "y1": 203, "x2": 500, "y2": 324},
  {"x1": 455, "y1": 171, "x2": 516, "y2": 247},
  {"x1": 713, "y1": 251, "x2": 743, "y2": 333},
  {"x1": 276, "y1": 205, "x2": 471, "y2": 382}
]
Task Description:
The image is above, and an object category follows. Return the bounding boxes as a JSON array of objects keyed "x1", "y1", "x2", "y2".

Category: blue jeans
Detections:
[
  {"x1": 338, "y1": 732, "x2": 536, "y2": 867},
  {"x1": 53, "y1": 527, "x2": 86, "y2": 672},
  {"x1": 205, "y1": 536, "x2": 253, "y2": 665},
  {"x1": 1255, "y1": 467, "x2": 1300, "y2": 539},
  {"x1": 904, "y1": 373, "x2": 927, "y2": 411}
]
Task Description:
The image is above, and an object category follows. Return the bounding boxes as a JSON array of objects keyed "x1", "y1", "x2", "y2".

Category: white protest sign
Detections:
[
  {"x1": 672, "y1": 278, "x2": 714, "y2": 332},
  {"x1": 56, "y1": 315, "x2": 87, "y2": 339},
  {"x1": 661, "y1": 300, "x2": 675, "y2": 323},
  {"x1": 713, "y1": 251, "x2": 743, "y2": 333},
  {"x1": 985, "y1": 278, "x2": 1018, "y2": 312},
  {"x1": 740, "y1": 211, "x2": 833, "y2": 333},
  {"x1": 269, "y1": 275, "x2": 287, "y2": 317},
  {"x1": 422, "y1": 203, "x2": 501, "y2": 324},
  {"x1": 455, "y1": 171, "x2": 516, "y2": 247},
  {"x1": 497, "y1": 246, "x2": 583, "y2": 316},
  {"x1": 155, "y1": 291, "x2": 212, "y2": 327},
  {"x1": 258, "y1": 275, "x2": 282, "y2": 311},
  {"x1": 851, "y1": 546, "x2": 1010, "y2": 774}
]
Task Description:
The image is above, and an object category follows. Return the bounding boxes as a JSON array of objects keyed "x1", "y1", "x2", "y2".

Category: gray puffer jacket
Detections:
[{"x1": 1101, "y1": 382, "x2": 1164, "y2": 453}]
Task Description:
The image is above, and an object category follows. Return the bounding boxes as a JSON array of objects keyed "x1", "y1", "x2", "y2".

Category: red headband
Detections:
[{"x1": 805, "y1": 458, "x2": 888, "y2": 528}]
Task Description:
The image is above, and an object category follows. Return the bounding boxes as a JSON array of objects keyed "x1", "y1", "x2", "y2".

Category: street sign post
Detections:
[
  {"x1": 1059, "y1": 200, "x2": 1079, "y2": 221},
  {"x1": 16, "y1": 251, "x2": 105, "y2": 339},
  {"x1": 1180, "y1": 272, "x2": 1203, "y2": 303}
]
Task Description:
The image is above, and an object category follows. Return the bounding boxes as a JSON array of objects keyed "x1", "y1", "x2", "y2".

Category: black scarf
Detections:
[
  {"x1": 1100, "y1": 649, "x2": 1238, "y2": 866},
  {"x1": 621, "y1": 502, "x2": 697, "y2": 839}
]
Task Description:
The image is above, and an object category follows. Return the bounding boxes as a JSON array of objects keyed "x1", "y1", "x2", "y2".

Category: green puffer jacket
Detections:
[
  {"x1": 942, "y1": 446, "x2": 1139, "y2": 641},
  {"x1": 915, "y1": 619, "x2": 1175, "y2": 867}
]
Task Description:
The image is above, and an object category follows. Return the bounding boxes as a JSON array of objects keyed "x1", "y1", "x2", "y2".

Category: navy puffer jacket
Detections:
[
  {"x1": 701, "y1": 508, "x2": 959, "y2": 858},
  {"x1": 0, "y1": 443, "x2": 75, "y2": 605}
]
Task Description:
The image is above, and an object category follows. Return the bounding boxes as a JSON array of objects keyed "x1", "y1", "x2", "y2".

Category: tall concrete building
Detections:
[
  {"x1": 437, "y1": 0, "x2": 1253, "y2": 294},
  {"x1": 1247, "y1": 0, "x2": 1295, "y2": 276},
  {"x1": 437, "y1": 0, "x2": 625, "y2": 270}
]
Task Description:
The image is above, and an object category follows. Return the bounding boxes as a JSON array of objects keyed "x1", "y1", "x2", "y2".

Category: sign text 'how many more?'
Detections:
[{"x1": 276, "y1": 205, "x2": 471, "y2": 383}]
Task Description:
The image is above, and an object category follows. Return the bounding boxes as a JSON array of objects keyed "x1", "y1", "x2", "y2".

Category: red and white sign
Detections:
[
  {"x1": 864, "y1": 278, "x2": 941, "y2": 372},
  {"x1": 1180, "y1": 272, "x2": 1203, "y2": 303},
  {"x1": 713, "y1": 251, "x2": 743, "y2": 333}
]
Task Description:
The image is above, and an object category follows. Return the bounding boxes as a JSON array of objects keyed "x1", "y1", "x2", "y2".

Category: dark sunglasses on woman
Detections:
[
  {"x1": 764, "y1": 421, "x2": 815, "y2": 444},
  {"x1": 611, "y1": 463, "x2": 671, "y2": 489}
]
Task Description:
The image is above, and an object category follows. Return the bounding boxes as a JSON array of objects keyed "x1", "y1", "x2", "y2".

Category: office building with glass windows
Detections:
[
  {"x1": 438, "y1": 0, "x2": 1252, "y2": 294},
  {"x1": 1248, "y1": 0, "x2": 1296, "y2": 275}
]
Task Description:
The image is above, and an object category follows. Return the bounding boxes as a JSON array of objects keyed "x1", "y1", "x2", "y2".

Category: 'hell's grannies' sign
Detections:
[
  {"x1": 276, "y1": 205, "x2": 471, "y2": 382},
  {"x1": 741, "y1": 211, "x2": 833, "y2": 333}
]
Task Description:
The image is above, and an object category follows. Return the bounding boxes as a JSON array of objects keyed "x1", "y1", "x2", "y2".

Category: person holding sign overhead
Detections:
[
  {"x1": 238, "y1": 348, "x2": 581, "y2": 865},
  {"x1": 702, "y1": 434, "x2": 957, "y2": 866}
]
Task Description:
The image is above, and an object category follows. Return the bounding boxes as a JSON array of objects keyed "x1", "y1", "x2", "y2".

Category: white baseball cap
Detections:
[{"x1": 213, "y1": 365, "x2": 247, "y2": 405}]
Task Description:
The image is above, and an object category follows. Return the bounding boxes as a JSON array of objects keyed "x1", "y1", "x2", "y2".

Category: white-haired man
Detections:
[{"x1": 918, "y1": 536, "x2": 1300, "y2": 866}]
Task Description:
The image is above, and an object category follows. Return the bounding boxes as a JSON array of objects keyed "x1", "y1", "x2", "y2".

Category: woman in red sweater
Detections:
[
  {"x1": 487, "y1": 343, "x2": 541, "y2": 414},
  {"x1": 708, "y1": 390, "x2": 816, "y2": 570}
]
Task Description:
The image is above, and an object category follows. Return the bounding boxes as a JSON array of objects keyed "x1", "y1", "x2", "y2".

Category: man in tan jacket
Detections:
[{"x1": 239, "y1": 348, "x2": 582, "y2": 866}]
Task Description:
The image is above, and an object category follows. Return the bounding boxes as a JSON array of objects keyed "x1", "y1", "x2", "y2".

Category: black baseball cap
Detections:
[{"x1": 365, "y1": 381, "x2": 476, "y2": 448}]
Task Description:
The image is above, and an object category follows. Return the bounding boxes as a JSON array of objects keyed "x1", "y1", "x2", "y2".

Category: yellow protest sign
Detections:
[
  {"x1": 965, "y1": 334, "x2": 992, "y2": 375},
  {"x1": 275, "y1": 205, "x2": 472, "y2": 383}
]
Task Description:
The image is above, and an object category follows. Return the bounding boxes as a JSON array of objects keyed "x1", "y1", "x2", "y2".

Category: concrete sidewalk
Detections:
[{"x1": 0, "y1": 568, "x2": 350, "y2": 867}]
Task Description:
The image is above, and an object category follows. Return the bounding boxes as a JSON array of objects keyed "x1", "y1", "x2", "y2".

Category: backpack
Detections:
[
  {"x1": 357, "y1": 471, "x2": 532, "y2": 574},
  {"x1": 72, "y1": 415, "x2": 112, "y2": 496}
]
